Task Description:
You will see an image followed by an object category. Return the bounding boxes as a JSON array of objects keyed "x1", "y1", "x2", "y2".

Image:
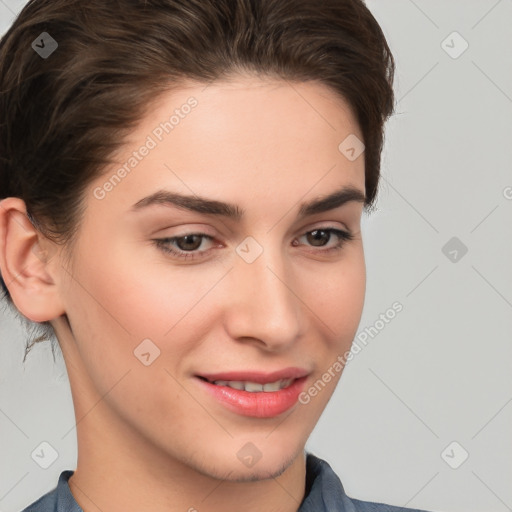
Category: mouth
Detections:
[{"x1": 194, "y1": 370, "x2": 310, "y2": 418}]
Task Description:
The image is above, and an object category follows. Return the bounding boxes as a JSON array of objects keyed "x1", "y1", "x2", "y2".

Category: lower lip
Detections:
[{"x1": 195, "y1": 376, "x2": 308, "y2": 418}]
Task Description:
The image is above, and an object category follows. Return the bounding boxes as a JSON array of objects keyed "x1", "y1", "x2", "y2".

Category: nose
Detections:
[{"x1": 223, "y1": 241, "x2": 304, "y2": 352}]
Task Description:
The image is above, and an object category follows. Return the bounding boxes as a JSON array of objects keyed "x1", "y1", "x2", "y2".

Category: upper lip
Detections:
[{"x1": 197, "y1": 367, "x2": 310, "y2": 384}]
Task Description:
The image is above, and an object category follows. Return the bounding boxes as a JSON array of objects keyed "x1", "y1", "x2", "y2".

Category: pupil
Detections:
[
  {"x1": 308, "y1": 229, "x2": 328, "y2": 247},
  {"x1": 179, "y1": 235, "x2": 202, "y2": 251}
]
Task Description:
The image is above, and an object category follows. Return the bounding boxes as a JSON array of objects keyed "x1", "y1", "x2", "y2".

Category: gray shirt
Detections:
[{"x1": 20, "y1": 452, "x2": 432, "y2": 511}]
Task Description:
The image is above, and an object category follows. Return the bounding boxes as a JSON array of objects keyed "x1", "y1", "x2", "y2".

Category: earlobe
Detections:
[{"x1": 0, "y1": 197, "x2": 66, "y2": 323}]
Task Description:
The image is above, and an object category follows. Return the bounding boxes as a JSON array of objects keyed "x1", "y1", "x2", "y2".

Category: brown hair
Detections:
[{"x1": 0, "y1": 0, "x2": 395, "y2": 361}]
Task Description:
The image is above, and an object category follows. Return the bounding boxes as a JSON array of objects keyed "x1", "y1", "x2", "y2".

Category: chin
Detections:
[{"x1": 191, "y1": 441, "x2": 303, "y2": 482}]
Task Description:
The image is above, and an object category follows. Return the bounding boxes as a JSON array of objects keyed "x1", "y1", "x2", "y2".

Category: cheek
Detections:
[
  {"x1": 302, "y1": 247, "x2": 366, "y2": 342},
  {"x1": 60, "y1": 251, "x2": 205, "y2": 429},
  {"x1": 61, "y1": 244, "x2": 230, "y2": 391},
  {"x1": 70, "y1": 237, "x2": 220, "y2": 339}
]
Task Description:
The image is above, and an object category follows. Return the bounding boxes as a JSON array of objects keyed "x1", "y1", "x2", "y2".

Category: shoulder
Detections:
[
  {"x1": 301, "y1": 453, "x2": 434, "y2": 512},
  {"x1": 20, "y1": 485, "x2": 59, "y2": 512},
  {"x1": 20, "y1": 470, "x2": 81, "y2": 512},
  {"x1": 349, "y1": 497, "x2": 432, "y2": 512}
]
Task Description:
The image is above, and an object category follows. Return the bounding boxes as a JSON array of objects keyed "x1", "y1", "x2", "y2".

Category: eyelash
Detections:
[{"x1": 152, "y1": 227, "x2": 354, "y2": 261}]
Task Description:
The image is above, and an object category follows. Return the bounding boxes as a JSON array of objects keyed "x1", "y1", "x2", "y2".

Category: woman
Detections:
[{"x1": 0, "y1": 0, "x2": 434, "y2": 510}]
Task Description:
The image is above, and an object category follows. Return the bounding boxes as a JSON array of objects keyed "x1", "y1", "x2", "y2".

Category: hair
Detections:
[{"x1": 0, "y1": 0, "x2": 395, "y2": 362}]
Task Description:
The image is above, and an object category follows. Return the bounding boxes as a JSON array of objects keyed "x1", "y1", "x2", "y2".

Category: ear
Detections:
[{"x1": 0, "y1": 197, "x2": 66, "y2": 322}]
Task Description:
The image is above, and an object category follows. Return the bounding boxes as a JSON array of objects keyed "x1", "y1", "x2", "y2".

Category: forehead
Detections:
[
  {"x1": 116, "y1": 74, "x2": 362, "y2": 155},
  {"x1": 88, "y1": 76, "x2": 365, "y2": 219}
]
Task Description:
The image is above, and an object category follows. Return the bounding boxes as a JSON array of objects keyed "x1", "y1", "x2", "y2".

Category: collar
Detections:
[
  {"x1": 298, "y1": 452, "x2": 357, "y2": 511},
  {"x1": 26, "y1": 452, "x2": 425, "y2": 512}
]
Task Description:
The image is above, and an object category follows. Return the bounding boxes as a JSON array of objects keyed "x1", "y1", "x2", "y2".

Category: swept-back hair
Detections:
[{"x1": 0, "y1": 0, "x2": 395, "y2": 360}]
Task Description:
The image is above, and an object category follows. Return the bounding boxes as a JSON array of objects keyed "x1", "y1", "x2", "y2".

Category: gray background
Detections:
[{"x1": 1, "y1": 1, "x2": 511, "y2": 511}]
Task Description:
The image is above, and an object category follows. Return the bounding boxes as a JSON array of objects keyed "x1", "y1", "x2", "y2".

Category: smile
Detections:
[{"x1": 195, "y1": 375, "x2": 309, "y2": 418}]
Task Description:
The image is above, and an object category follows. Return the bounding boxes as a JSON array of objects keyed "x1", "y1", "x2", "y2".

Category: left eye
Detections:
[{"x1": 152, "y1": 227, "x2": 354, "y2": 261}]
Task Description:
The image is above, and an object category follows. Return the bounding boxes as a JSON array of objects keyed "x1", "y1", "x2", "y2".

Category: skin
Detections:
[{"x1": 0, "y1": 75, "x2": 367, "y2": 512}]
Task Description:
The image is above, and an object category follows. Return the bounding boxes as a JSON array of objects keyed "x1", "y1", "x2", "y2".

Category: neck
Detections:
[{"x1": 67, "y1": 415, "x2": 307, "y2": 512}]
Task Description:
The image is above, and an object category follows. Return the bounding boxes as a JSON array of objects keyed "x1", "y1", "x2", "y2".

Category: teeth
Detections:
[
  {"x1": 224, "y1": 380, "x2": 245, "y2": 390},
  {"x1": 212, "y1": 378, "x2": 294, "y2": 392},
  {"x1": 263, "y1": 380, "x2": 290, "y2": 392},
  {"x1": 245, "y1": 381, "x2": 264, "y2": 392}
]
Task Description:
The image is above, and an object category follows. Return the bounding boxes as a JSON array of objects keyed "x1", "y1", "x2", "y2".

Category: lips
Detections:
[{"x1": 194, "y1": 367, "x2": 310, "y2": 417}]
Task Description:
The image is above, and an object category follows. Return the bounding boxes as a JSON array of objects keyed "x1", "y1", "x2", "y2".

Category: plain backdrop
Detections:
[{"x1": 1, "y1": 1, "x2": 511, "y2": 511}]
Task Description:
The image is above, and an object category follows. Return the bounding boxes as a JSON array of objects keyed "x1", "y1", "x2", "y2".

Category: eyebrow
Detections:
[{"x1": 130, "y1": 185, "x2": 366, "y2": 221}]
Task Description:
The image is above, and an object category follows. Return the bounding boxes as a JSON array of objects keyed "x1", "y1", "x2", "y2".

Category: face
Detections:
[{"x1": 50, "y1": 75, "x2": 367, "y2": 481}]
